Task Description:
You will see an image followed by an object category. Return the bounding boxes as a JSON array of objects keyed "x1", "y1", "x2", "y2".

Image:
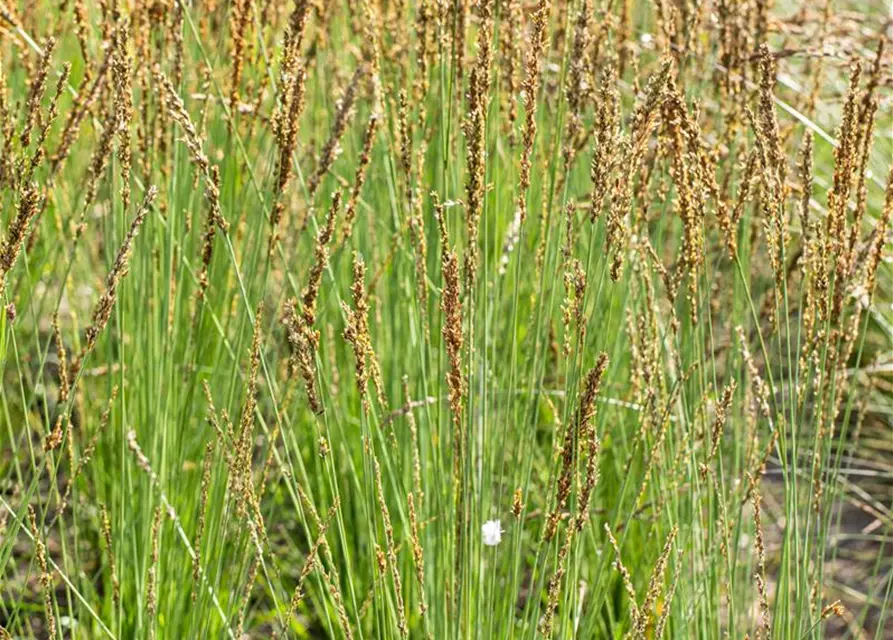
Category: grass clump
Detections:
[{"x1": 0, "y1": 0, "x2": 891, "y2": 638}]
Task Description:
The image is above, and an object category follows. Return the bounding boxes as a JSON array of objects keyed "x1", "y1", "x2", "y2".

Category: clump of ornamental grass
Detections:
[{"x1": 0, "y1": 1, "x2": 890, "y2": 639}]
